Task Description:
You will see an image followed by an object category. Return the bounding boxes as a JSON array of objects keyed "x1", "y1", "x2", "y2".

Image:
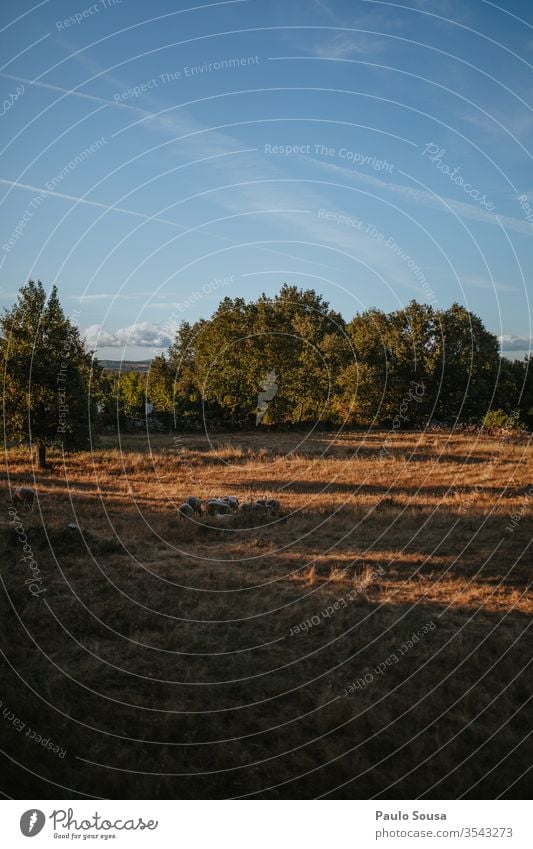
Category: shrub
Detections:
[{"x1": 482, "y1": 409, "x2": 522, "y2": 432}]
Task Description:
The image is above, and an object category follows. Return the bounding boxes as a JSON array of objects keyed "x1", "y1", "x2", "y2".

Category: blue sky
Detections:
[{"x1": 1, "y1": 0, "x2": 532, "y2": 359}]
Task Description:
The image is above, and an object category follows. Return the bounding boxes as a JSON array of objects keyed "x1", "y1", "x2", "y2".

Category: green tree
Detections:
[
  {"x1": 266, "y1": 285, "x2": 348, "y2": 423},
  {"x1": 434, "y1": 303, "x2": 500, "y2": 421},
  {"x1": 492, "y1": 357, "x2": 524, "y2": 416},
  {"x1": 93, "y1": 368, "x2": 122, "y2": 431},
  {"x1": 168, "y1": 319, "x2": 212, "y2": 427},
  {"x1": 0, "y1": 280, "x2": 95, "y2": 468},
  {"x1": 344, "y1": 307, "x2": 398, "y2": 423},
  {"x1": 518, "y1": 356, "x2": 533, "y2": 427},
  {"x1": 118, "y1": 371, "x2": 145, "y2": 417},
  {"x1": 167, "y1": 287, "x2": 350, "y2": 428},
  {"x1": 193, "y1": 296, "x2": 259, "y2": 425},
  {"x1": 164, "y1": 286, "x2": 524, "y2": 431},
  {"x1": 343, "y1": 301, "x2": 501, "y2": 426},
  {"x1": 146, "y1": 355, "x2": 173, "y2": 413},
  {"x1": 387, "y1": 301, "x2": 438, "y2": 416}
]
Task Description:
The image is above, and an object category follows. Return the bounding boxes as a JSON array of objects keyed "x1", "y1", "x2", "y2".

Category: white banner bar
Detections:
[{"x1": 1, "y1": 800, "x2": 529, "y2": 848}]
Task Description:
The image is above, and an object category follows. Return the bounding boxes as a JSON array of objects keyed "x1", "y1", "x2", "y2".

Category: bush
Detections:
[{"x1": 482, "y1": 409, "x2": 522, "y2": 432}]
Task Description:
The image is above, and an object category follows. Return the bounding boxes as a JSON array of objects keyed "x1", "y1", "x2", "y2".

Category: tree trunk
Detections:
[{"x1": 38, "y1": 442, "x2": 47, "y2": 469}]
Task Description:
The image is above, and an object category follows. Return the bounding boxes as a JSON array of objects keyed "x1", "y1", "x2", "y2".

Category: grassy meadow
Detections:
[{"x1": 0, "y1": 428, "x2": 531, "y2": 799}]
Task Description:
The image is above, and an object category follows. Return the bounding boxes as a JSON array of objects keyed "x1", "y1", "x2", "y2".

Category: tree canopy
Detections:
[
  {"x1": 2, "y1": 282, "x2": 531, "y2": 445},
  {"x1": 158, "y1": 285, "x2": 531, "y2": 430},
  {"x1": 1, "y1": 280, "x2": 96, "y2": 466}
]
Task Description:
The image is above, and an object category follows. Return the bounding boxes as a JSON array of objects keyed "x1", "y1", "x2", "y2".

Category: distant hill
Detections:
[{"x1": 100, "y1": 360, "x2": 152, "y2": 372}]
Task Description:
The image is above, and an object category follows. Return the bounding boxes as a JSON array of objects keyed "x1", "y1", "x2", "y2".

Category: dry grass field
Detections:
[{"x1": 1, "y1": 429, "x2": 531, "y2": 799}]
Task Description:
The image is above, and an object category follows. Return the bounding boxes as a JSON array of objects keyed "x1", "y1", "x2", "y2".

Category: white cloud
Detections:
[
  {"x1": 308, "y1": 32, "x2": 387, "y2": 59},
  {"x1": 82, "y1": 321, "x2": 176, "y2": 349},
  {"x1": 463, "y1": 275, "x2": 520, "y2": 293},
  {"x1": 498, "y1": 334, "x2": 532, "y2": 352},
  {"x1": 1, "y1": 53, "x2": 432, "y2": 292},
  {"x1": 12, "y1": 46, "x2": 529, "y2": 330},
  {"x1": 462, "y1": 108, "x2": 533, "y2": 142},
  {"x1": 305, "y1": 155, "x2": 533, "y2": 237},
  {"x1": 82, "y1": 324, "x2": 119, "y2": 348},
  {"x1": 72, "y1": 293, "x2": 139, "y2": 302}
]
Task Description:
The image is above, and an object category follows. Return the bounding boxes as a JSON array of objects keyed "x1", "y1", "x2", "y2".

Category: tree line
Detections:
[
  {"x1": 1, "y1": 281, "x2": 531, "y2": 466},
  {"x1": 144, "y1": 284, "x2": 532, "y2": 431}
]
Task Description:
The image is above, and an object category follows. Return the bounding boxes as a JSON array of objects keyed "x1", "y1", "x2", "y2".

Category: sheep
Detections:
[
  {"x1": 220, "y1": 496, "x2": 239, "y2": 510},
  {"x1": 13, "y1": 486, "x2": 36, "y2": 512},
  {"x1": 211, "y1": 513, "x2": 235, "y2": 528},
  {"x1": 237, "y1": 500, "x2": 272, "y2": 513},
  {"x1": 186, "y1": 496, "x2": 202, "y2": 516},
  {"x1": 252, "y1": 497, "x2": 282, "y2": 512},
  {"x1": 254, "y1": 499, "x2": 273, "y2": 511},
  {"x1": 178, "y1": 502, "x2": 195, "y2": 520},
  {"x1": 206, "y1": 499, "x2": 233, "y2": 516}
]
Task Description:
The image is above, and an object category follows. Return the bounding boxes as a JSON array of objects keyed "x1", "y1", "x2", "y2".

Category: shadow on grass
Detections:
[
  {"x1": 232, "y1": 479, "x2": 525, "y2": 497},
  {"x1": 0, "y1": 584, "x2": 529, "y2": 800}
]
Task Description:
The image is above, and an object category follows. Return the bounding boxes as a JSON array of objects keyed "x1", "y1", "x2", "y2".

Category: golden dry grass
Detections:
[{"x1": 0, "y1": 429, "x2": 531, "y2": 799}]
